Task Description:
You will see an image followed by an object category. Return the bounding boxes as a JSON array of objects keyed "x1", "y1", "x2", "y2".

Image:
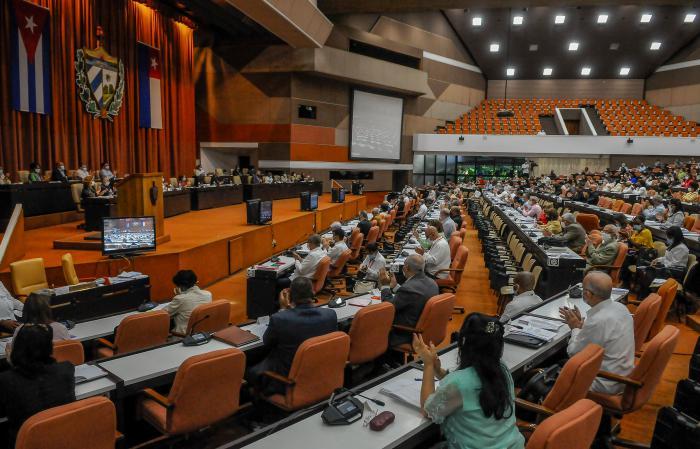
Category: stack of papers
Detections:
[
  {"x1": 379, "y1": 377, "x2": 430, "y2": 409},
  {"x1": 75, "y1": 364, "x2": 109, "y2": 384},
  {"x1": 117, "y1": 271, "x2": 143, "y2": 279},
  {"x1": 348, "y1": 298, "x2": 373, "y2": 307},
  {"x1": 506, "y1": 324, "x2": 557, "y2": 342},
  {"x1": 511, "y1": 315, "x2": 566, "y2": 333}
]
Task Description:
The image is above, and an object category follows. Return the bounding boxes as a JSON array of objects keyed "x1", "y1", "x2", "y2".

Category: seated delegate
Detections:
[
  {"x1": 544, "y1": 213, "x2": 586, "y2": 253},
  {"x1": 164, "y1": 270, "x2": 212, "y2": 334},
  {"x1": 414, "y1": 313, "x2": 525, "y2": 449},
  {"x1": 415, "y1": 222, "x2": 451, "y2": 279},
  {"x1": 500, "y1": 272, "x2": 543, "y2": 322},
  {"x1": 12, "y1": 293, "x2": 70, "y2": 343},
  {"x1": 323, "y1": 228, "x2": 348, "y2": 266},
  {"x1": 276, "y1": 234, "x2": 326, "y2": 290},
  {"x1": 0, "y1": 281, "x2": 23, "y2": 333},
  {"x1": 358, "y1": 242, "x2": 386, "y2": 282},
  {"x1": 0, "y1": 325, "x2": 76, "y2": 446},
  {"x1": 585, "y1": 225, "x2": 620, "y2": 270},
  {"x1": 246, "y1": 277, "x2": 337, "y2": 394},
  {"x1": 637, "y1": 226, "x2": 689, "y2": 297}
]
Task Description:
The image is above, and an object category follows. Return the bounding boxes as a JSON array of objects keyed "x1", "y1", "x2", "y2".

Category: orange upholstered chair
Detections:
[
  {"x1": 61, "y1": 253, "x2": 92, "y2": 286},
  {"x1": 311, "y1": 256, "x2": 331, "y2": 295},
  {"x1": 97, "y1": 310, "x2": 170, "y2": 358},
  {"x1": 388, "y1": 209, "x2": 397, "y2": 225},
  {"x1": 10, "y1": 258, "x2": 49, "y2": 299},
  {"x1": 683, "y1": 215, "x2": 696, "y2": 231},
  {"x1": 619, "y1": 203, "x2": 632, "y2": 214},
  {"x1": 611, "y1": 199, "x2": 625, "y2": 212},
  {"x1": 448, "y1": 235, "x2": 462, "y2": 260},
  {"x1": 348, "y1": 231, "x2": 363, "y2": 260},
  {"x1": 576, "y1": 213, "x2": 599, "y2": 233},
  {"x1": 139, "y1": 348, "x2": 245, "y2": 440},
  {"x1": 632, "y1": 293, "x2": 662, "y2": 352},
  {"x1": 630, "y1": 203, "x2": 643, "y2": 216},
  {"x1": 15, "y1": 396, "x2": 118, "y2": 449},
  {"x1": 648, "y1": 278, "x2": 679, "y2": 339},
  {"x1": 517, "y1": 344, "x2": 604, "y2": 422},
  {"x1": 53, "y1": 340, "x2": 84, "y2": 365},
  {"x1": 175, "y1": 301, "x2": 231, "y2": 337},
  {"x1": 588, "y1": 325, "x2": 679, "y2": 447},
  {"x1": 392, "y1": 293, "x2": 455, "y2": 356},
  {"x1": 525, "y1": 399, "x2": 603, "y2": 449},
  {"x1": 347, "y1": 302, "x2": 395, "y2": 365},
  {"x1": 328, "y1": 249, "x2": 352, "y2": 278},
  {"x1": 262, "y1": 332, "x2": 350, "y2": 411},
  {"x1": 436, "y1": 245, "x2": 468, "y2": 293},
  {"x1": 365, "y1": 226, "x2": 380, "y2": 246},
  {"x1": 692, "y1": 216, "x2": 700, "y2": 233},
  {"x1": 589, "y1": 243, "x2": 628, "y2": 285}
]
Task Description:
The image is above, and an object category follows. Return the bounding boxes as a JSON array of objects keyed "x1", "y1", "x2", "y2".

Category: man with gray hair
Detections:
[
  {"x1": 378, "y1": 254, "x2": 439, "y2": 346},
  {"x1": 439, "y1": 208, "x2": 456, "y2": 239},
  {"x1": 277, "y1": 234, "x2": 327, "y2": 291},
  {"x1": 586, "y1": 224, "x2": 620, "y2": 270},
  {"x1": 560, "y1": 271, "x2": 634, "y2": 394},
  {"x1": 545, "y1": 212, "x2": 586, "y2": 253},
  {"x1": 329, "y1": 221, "x2": 342, "y2": 231},
  {"x1": 500, "y1": 271, "x2": 543, "y2": 322}
]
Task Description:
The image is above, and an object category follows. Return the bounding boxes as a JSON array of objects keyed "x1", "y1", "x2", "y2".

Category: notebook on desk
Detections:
[{"x1": 213, "y1": 326, "x2": 260, "y2": 347}]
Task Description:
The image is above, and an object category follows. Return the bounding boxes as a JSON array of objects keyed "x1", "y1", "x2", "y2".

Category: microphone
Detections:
[
  {"x1": 190, "y1": 314, "x2": 210, "y2": 335},
  {"x1": 182, "y1": 314, "x2": 212, "y2": 346},
  {"x1": 356, "y1": 393, "x2": 385, "y2": 407}
]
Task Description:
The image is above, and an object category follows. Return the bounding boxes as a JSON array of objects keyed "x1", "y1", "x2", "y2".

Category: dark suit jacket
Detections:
[
  {"x1": 381, "y1": 273, "x2": 439, "y2": 345},
  {"x1": 357, "y1": 219, "x2": 372, "y2": 239},
  {"x1": 552, "y1": 222, "x2": 587, "y2": 253},
  {"x1": 0, "y1": 362, "x2": 75, "y2": 445},
  {"x1": 51, "y1": 168, "x2": 69, "y2": 183},
  {"x1": 250, "y1": 304, "x2": 337, "y2": 393}
]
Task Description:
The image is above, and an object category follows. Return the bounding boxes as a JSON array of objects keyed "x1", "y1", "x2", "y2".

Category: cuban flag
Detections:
[
  {"x1": 138, "y1": 42, "x2": 162, "y2": 129},
  {"x1": 9, "y1": 0, "x2": 51, "y2": 115}
]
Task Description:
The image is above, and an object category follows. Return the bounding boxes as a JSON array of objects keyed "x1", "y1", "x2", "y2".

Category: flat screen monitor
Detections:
[
  {"x1": 102, "y1": 216, "x2": 156, "y2": 256},
  {"x1": 310, "y1": 192, "x2": 318, "y2": 210},
  {"x1": 338, "y1": 189, "x2": 345, "y2": 202},
  {"x1": 246, "y1": 199, "x2": 260, "y2": 225},
  {"x1": 300, "y1": 191, "x2": 310, "y2": 211},
  {"x1": 260, "y1": 200, "x2": 273, "y2": 224}
]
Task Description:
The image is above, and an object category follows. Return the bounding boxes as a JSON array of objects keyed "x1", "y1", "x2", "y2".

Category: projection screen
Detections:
[{"x1": 350, "y1": 89, "x2": 403, "y2": 161}]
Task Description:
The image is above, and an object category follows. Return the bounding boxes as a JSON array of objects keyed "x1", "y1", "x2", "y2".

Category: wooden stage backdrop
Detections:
[{"x1": 0, "y1": 194, "x2": 366, "y2": 301}]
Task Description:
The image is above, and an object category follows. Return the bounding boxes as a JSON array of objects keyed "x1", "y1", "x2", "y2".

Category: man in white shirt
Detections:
[
  {"x1": 0, "y1": 281, "x2": 23, "y2": 332},
  {"x1": 500, "y1": 272, "x2": 543, "y2": 322},
  {"x1": 324, "y1": 228, "x2": 348, "y2": 266},
  {"x1": 560, "y1": 271, "x2": 634, "y2": 394},
  {"x1": 359, "y1": 243, "x2": 386, "y2": 281},
  {"x1": 290, "y1": 234, "x2": 326, "y2": 281},
  {"x1": 416, "y1": 223, "x2": 451, "y2": 279},
  {"x1": 439, "y1": 208, "x2": 456, "y2": 239},
  {"x1": 329, "y1": 221, "x2": 342, "y2": 231},
  {"x1": 165, "y1": 270, "x2": 212, "y2": 335},
  {"x1": 412, "y1": 200, "x2": 428, "y2": 220},
  {"x1": 75, "y1": 164, "x2": 90, "y2": 180}
]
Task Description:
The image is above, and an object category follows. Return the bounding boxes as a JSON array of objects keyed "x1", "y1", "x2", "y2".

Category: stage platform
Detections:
[{"x1": 0, "y1": 194, "x2": 366, "y2": 301}]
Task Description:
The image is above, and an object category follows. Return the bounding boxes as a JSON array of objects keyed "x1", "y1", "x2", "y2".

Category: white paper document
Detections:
[{"x1": 380, "y1": 377, "x2": 432, "y2": 410}]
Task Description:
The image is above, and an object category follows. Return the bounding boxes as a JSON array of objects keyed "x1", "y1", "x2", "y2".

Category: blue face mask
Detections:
[{"x1": 666, "y1": 238, "x2": 673, "y2": 246}]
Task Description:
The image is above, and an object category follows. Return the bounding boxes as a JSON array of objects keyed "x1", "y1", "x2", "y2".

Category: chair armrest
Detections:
[
  {"x1": 170, "y1": 330, "x2": 186, "y2": 338},
  {"x1": 597, "y1": 370, "x2": 643, "y2": 388},
  {"x1": 96, "y1": 338, "x2": 115, "y2": 349},
  {"x1": 515, "y1": 398, "x2": 555, "y2": 417},
  {"x1": 392, "y1": 324, "x2": 421, "y2": 333},
  {"x1": 261, "y1": 370, "x2": 295, "y2": 386},
  {"x1": 141, "y1": 388, "x2": 173, "y2": 409}
]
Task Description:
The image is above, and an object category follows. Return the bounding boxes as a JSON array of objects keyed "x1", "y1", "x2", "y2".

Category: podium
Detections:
[{"x1": 115, "y1": 173, "x2": 170, "y2": 244}]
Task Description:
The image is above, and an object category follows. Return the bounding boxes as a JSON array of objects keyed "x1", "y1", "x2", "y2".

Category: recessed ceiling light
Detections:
[
  {"x1": 554, "y1": 15, "x2": 566, "y2": 24},
  {"x1": 568, "y1": 42, "x2": 579, "y2": 51},
  {"x1": 620, "y1": 67, "x2": 630, "y2": 76},
  {"x1": 597, "y1": 14, "x2": 609, "y2": 24},
  {"x1": 506, "y1": 67, "x2": 515, "y2": 76},
  {"x1": 610, "y1": 42, "x2": 620, "y2": 50},
  {"x1": 513, "y1": 16, "x2": 524, "y2": 25},
  {"x1": 490, "y1": 43, "x2": 500, "y2": 52},
  {"x1": 640, "y1": 13, "x2": 652, "y2": 23},
  {"x1": 684, "y1": 13, "x2": 696, "y2": 23},
  {"x1": 529, "y1": 44, "x2": 539, "y2": 51},
  {"x1": 543, "y1": 67, "x2": 553, "y2": 76},
  {"x1": 650, "y1": 41, "x2": 661, "y2": 50},
  {"x1": 581, "y1": 67, "x2": 591, "y2": 76},
  {"x1": 472, "y1": 16, "x2": 483, "y2": 26}
]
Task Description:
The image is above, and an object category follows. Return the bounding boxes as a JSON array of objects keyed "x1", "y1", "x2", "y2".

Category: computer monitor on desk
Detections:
[
  {"x1": 260, "y1": 200, "x2": 273, "y2": 224},
  {"x1": 300, "y1": 191, "x2": 318, "y2": 211},
  {"x1": 102, "y1": 216, "x2": 156, "y2": 257},
  {"x1": 332, "y1": 188, "x2": 345, "y2": 203},
  {"x1": 247, "y1": 199, "x2": 273, "y2": 225}
]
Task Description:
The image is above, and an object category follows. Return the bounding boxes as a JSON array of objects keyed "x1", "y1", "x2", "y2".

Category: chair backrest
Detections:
[
  {"x1": 531, "y1": 265, "x2": 543, "y2": 289},
  {"x1": 619, "y1": 203, "x2": 632, "y2": 214},
  {"x1": 349, "y1": 232, "x2": 363, "y2": 259},
  {"x1": 365, "y1": 226, "x2": 380, "y2": 245},
  {"x1": 114, "y1": 310, "x2": 170, "y2": 355},
  {"x1": 311, "y1": 256, "x2": 331, "y2": 294},
  {"x1": 630, "y1": 203, "x2": 643, "y2": 216},
  {"x1": 621, "y1": 325, "x2": 679, "y2": 411},
  {"x1": 10, "y1": 258, "x2": 49, "y2": 296},
  {"x1": 633, "y1": 294, "x2": 662, "y2": 351},
  {"x1": 61, "y1": 253, "x2": 80, "y2": 286},
  {"x1": 166, "y1": 348, "x2": 245, "y2": 434},
  {"x1": 186, "y1": 301, "x2": 231, "y2": 334},
  {"x1": 447, "y1": 245, "x2": 468, "y2": 285},
  {"x1": 612, "y1": 199, "x2": 625, "y2": 212},
  {"x1": 607, "y1": 242, "x2": 628, "y2": 284},
  {"x1": 576, "y1": 214, "x2": 599, "y2": 233},
  {"x1": 648, "y1": 278, "x2": 679, "y2": 338},
  {"x1": 53, "y1": 340, "x2": 85, "y2": 365},
  {"x1": 15, "y1": 396, "x2": 116, "y2": 449},
  {"x1": 542, "y1": 344, "x2": 604, "y2": 412},
  {"x1": 348, "y1": 302, "x2": 395, "y2": 365},
  {"x1": 525, "y1": 399, "x2": 603, "y2": 449},
  {"x1": 415, "y1": 293, "x2": 456, "y2": 347},
  {"x1": 70, "y1": 183, "x2": 83, "y2": 208},
  {"x1": 692, "y1": 215, "x2": 700, "y2": 233},
  {"x1": 652, "y1": 241, "x2": 667, "y2": 257},
  {"x1": 284, "y1": 332, "x2": 350, "y2": 409},
  {"x1": 328, "y1": 249, "x2": 352, "y2": 278},
  {"x1": 448, "y1": 235, "x2": 462, "y2": 260},
  {"x1": 683, "y1": 215, "x2": 696, "y2": 231}
]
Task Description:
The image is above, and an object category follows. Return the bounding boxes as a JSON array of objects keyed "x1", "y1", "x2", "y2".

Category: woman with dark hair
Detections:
[
  {"x1": 663, "y1": 198, "x2": 685, "y2": 228},
  {"x1": 638, "y1": 226, "x2": 689, "y2": 297},
  {"x1": 12, "y1": 293, "x2": 70, "y2": 342},
  {"x1": 0, "y1": 325, "x2": 75, "y2": 445},
  {"x1": 413, "y1": 313, "x2": 524, "y2": 449}
]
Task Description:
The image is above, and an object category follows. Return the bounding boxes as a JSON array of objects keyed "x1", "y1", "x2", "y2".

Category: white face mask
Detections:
[{"x1": 35, "y1": 168, "x2": 41, "y2": 173}]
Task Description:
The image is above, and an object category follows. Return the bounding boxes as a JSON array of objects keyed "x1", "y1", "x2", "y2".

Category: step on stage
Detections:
[{"x1": 1, "y1": 195, "x2": 366, "y2": 302}]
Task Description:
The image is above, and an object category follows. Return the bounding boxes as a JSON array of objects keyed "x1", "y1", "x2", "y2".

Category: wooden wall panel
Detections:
[{"x1": 487, "y1": 79, "x2": 644, "y2": 99}]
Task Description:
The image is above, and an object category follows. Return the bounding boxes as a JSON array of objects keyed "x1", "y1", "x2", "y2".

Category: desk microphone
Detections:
[{"x1": 182, "y1": 314, "x2": 212, "y2": 346}]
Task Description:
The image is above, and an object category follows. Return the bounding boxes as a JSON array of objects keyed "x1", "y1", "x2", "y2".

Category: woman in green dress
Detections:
[{"x1": 414, "y1": 313, "x2": 525, "y2": 449}]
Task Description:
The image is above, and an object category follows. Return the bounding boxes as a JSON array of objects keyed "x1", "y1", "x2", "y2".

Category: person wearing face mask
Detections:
[
  {"x1": 415, "y1": 223, "x2": 451, "y2": 279},
  {"x1": 642, "y1": 197, "x2": 666, "y2": 220},
  {"x1": 378, "y1": 255, "x2": 439, "y2": 347},
  {"x1": 682, "y1": 182, "x2": 699, "y2": 203},
  {"x1": 637, "y1": 226, "x2": 689, "y2": 298},
  {"x1": 0, "y1": 167, "x2": 11, "y2": 184},
  {"x1": 628, "y1": 216, "x2": 653, "y2": 249},
  {"x1": 559, "y1": 271, "x2": 634, "y2": 394},
  {"x1": 358, "y1": 243, "x2": 385, "y2": 282},
  {"x1": 27, "y1": 162, "x2": 43, "y2": 183},
  {"x1": 51, "y1": 162, "x2": 69, "y2": 183},
  {"x1": 662, "y1": 199, "x2": 685, "y2": 228},
  {"x1": 75, "y1": 164, "x2": 90, "y2": 180},
  {"x1": 99, "y1": 162, "x2": 114, "y2": 180},
  {"x1": 163, "y1": 270, "x2": 212, "y2": 335},
  {"x1": 500, "y1": 271, "x2": 543, "y2": 322},
  {"x1": 585, "y1": 225, "x2": 620, "y2": 271},
  {"x1": 544, "y1": 213, "x2": 586, "y2": 253}
]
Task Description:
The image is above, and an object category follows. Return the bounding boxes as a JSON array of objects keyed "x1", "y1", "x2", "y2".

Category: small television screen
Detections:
[
  {"x1": 246, "y1": 199, "x2": 260, "y2": 225},
  {"x1": 260, "y1": 200, "x2": 273, "y2": 224},
  {"x1": 300, "y1": 191, "x2": 310, "y2": 211},
  {"x1": 339, "y1": 189, "x2": 345, "y2": 202},
  {"x1": 310, "y1": 192, "x2": 318, "y2": 210},
  {"x1": 102, "y1": 216, "x2": 156, "y2": 256}
]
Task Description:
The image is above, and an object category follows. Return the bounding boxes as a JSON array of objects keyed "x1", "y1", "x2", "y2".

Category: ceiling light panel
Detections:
[
  {"x1": 472, "y1": 16, "x2": 482, "y2": 26},
  {"x1": 685, "y1": 13, "x2": 696, "y2": 23},
  {"x1": 543, "y1": 67, "x2": 553, "y2": 76},
  {"x1": 554, "y1": 15, "x2": 566, "y2": 24},
  {"x1": 650, "y1": 42, "x2": 661, "y2": 50},
  {"x1": 597, "y1": 14, "x2": 608, "y2": 24},
  {"x1": 506, "y1": 68, "x2": 515, "y2": 76},
  {"x1": 490, "y1": 43, "x2": 500, "y2": 52},
  {"x1": 640, "y1": 13, "x2": 652, "y2": 23},
  {"x1": 513, "y1": 16, "x2": 523, "y2": 25},
  {"x1": 620, "y1": 67, "x2": 630, "y2": 76},
  {"x1": 568, "y1": 42, "x2": 579, "y2": 51}
]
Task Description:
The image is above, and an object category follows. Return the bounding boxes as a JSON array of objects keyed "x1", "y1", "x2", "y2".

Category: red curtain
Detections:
[{"x1": 0, "y1": 0, "x2": 195, "y2": 178}]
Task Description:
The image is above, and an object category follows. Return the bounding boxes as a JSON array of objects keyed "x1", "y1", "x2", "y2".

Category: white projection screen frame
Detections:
[{"x1": 350, "y1": 89, "x2": 404, "y2": 161}]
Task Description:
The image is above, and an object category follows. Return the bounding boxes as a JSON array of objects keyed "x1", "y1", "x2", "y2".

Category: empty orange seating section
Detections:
[{"x1": 436, "y1": 98, "x2": 698, "y2": 137}]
